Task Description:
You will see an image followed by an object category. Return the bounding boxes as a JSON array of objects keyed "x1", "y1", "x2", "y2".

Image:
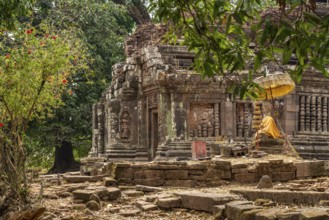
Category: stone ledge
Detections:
[{"x1": 231, "y1": 189, "x2": 329, "y2": 205}]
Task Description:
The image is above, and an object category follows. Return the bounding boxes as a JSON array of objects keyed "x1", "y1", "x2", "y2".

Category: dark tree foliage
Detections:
[{"x1": 26, "y1": 0, "x2": 137, "y2": 173}]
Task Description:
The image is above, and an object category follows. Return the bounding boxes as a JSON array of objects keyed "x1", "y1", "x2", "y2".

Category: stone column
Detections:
[
  {"x1": 171, "y1": 93, "x2": 186, "y2": 139},
  {"x1": 96, "y1": 103, "x2": 105, "y2": 155},
  {"x1": 282, "y1": 92, "x2": 297, "y2": 135},
  {"x1": 91, "y1": 104, "x2": 98, "y2": 156},
  {"x1": 221, "y1": 100, "x2": 234, "y2": 138},
  {"x1": 214, "y1": 103, "x2": 220, "y2": 137},
  {"x1": 155, "y1": 91, "x2": 172, "y2": 159}
]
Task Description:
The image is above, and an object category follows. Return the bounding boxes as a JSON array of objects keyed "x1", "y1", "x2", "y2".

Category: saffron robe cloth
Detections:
[{"x1": 257, "y1": 115, "x2": 282, "y2": 139}]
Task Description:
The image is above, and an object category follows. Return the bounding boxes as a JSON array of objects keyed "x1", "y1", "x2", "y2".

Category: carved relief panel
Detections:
[
  {"x1": 236, "y1": 102, "x2": 253, "y2": 138},
  {"x1": 189, "y1": 103, "x2": 220, "y2": 138},
  {"x1": 120, "y1": 110, "x2": 131, "y2": 140},
  {"x1": 298, "y1": 94, "x2": 329, "y2": 132}
]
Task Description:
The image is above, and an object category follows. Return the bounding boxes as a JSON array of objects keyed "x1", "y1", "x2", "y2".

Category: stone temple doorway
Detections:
[{"x1": 149, "y1": 110, "x2": 159, "y2": 160}]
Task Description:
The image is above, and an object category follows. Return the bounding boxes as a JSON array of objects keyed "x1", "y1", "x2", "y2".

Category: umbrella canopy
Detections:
[{"x1": 254, "y1": 72, "x2": 295, "y2": 100}]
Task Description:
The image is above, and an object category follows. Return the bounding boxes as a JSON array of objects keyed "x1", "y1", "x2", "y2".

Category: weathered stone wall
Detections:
[
  {"x1": 91, "y1": 23, "x2": 329, "y2": 161},
  {"x1": 81, "y1": 158, "x2": 329, "y2": 187}
]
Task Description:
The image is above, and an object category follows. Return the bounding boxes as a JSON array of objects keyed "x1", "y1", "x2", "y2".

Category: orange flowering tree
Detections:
[{"x1": 0, "y1": 26, "x2": 87, "y2": 203}]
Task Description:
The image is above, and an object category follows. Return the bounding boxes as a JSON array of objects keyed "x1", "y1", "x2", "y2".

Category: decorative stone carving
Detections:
[
  {"x1": 236, "y1": 104, "x2": 243, "y2": 137},
  {"x1": 252, "y1": 102, "x2": 262, "y2": 131},
  {"x1": 299, "y1": 96, "x2": 305, "y2": 131},
  {"x1": 236, "y1": 102, "x2": 252, "y2": 137},
  {"x1": 317, "y1": 96, "x2": 322, "y2": 131},
  {"x1": 311, "y1": 96, "x2": 316, "y2": 132},
  {"x1": 244, "y1": 103, "x2": 251, "y2": 137},
  {"x1": 214, "y1": 103, "x2": 220, "y2": 137},
  {"x1": 189, "y1": 103, "x2": 216, "y2": 138},
  {"x1": 120, "y1": 110, "x2": 131, "y2": 140},
  {"x1": 305, "y1": 96, "x2": 311, "y2": 131},
  {"x1": 323, "y1": 97, "x2": 328, "y2": 132}
]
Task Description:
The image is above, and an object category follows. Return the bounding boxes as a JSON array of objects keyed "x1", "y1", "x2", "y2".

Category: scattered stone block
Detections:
[
  {"x1": 213, "y1": 205, "x2": 226, "y2": 220},
  {"x1": 319, "y1": 200, "x2": 329, "y2": 206},
  {"x1": 141, "y1": 204, "x2": 158, "y2": 211},
  {"x1": 104, "y1": 177, "x2": 117, "y2": 187},
  {"x1": 175, "y1": 191, "x2": 239, "y2": 213},
  {"x1": 145, "y1": 194, "x2": 172, "y2": 203},
  {"x1": 213, "y1": 205, "x2": 225, "y2": 215},
  {"x1": 136, "y1": 185, "x2": 162, "y2": 192},
  {"x1": 231, "y1": 189, "x2": 329, "y2": 205},
  {"x1": 135, "y1": 201, "x2": 150, "y2": 209},
  {"x1": 257, "y1": 175, "x2": 273, "y2": 189},
  {"x1": 123, "y1": 190, "x2": 144, "y2": 197},
  {"x1": 157, "y1": 197, "x2": 181, "y2": 209},
  {"x1": 89, "y1": 194, "x2": 100, "y2": 204},
  {"x1": 73, "y1": 187, "x2": 121, "y2": 202},
  {"x1": 276, "y1": 211, "x2": 300, "y2": 220},
  {"x1": 106, "y1": 187, "x2": 121, "y2": 200},
  {"x1": 72, "y1": 204, "x2": 85, "y2": 210},
  {"x1": 108, "y1": 207, "x2": 120, "y2": 213},
  {"x1": 119, "y1": 209, "x2": 141, "y2": 217},
  {"x1": 56, "y1": 191, "x2": 71, "y2": 198},
  {"x1": 225, "y1": 201, "x2": 263, "y2": 220},
  {"x1": 255, "y1": 208, "x2": 282, "y2": 220},
  {"x1": 299, "y1": 208, "x2": 329, "y2": 220},
  {"x1": 63, "y1": 175, "x2": 104, "y2": 183},
  {"x1": 254, "y1": 199, "x2": 276, "y2": 207},
  {"x1": 86, "y1": 200, "x2": 100, "y2": 211}
]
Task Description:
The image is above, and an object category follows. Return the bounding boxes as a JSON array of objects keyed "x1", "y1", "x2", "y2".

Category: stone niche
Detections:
[{"x1": 189, "y1": 103, "x2": 220, "y2": 138}]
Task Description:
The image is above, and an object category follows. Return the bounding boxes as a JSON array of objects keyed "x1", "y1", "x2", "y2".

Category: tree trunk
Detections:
[
  {"x1": 112, "y1": 0, "x2": 151, "y2": 25},
  {"x1": 48, "y1": 140, "x2": 80, "y2": 174}
]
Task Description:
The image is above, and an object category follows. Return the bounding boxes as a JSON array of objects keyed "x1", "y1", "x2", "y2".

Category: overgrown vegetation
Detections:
[
  {"x1": 0, "y1": 26, "x2": 87, "y2": 205},
  {"x1": 149, "y1": 0, "x2": 329, "y2": 99}
]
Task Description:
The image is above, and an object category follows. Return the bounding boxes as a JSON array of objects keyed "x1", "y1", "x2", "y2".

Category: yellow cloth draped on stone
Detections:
[{"x1": 257, "y1": 116, "x2": 282, "y2": 139}]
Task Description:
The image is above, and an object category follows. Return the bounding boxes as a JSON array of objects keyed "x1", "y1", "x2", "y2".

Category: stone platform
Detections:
[{"x1": 80, "y1": 156, "x2": 329, "y2": 186}]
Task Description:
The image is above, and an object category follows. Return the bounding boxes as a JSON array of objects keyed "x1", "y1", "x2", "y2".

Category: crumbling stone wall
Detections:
[{"x1": 81, "y1": 158, "x2": 329, "y2": 187}]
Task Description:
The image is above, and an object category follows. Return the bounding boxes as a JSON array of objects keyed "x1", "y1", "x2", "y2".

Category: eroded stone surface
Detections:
[
  {"x1": 157, "y1": 197, "x2": 181, "y2": 209},
  {"x1": 257, "y1": 175, "x2": 273, "y2": 189},
  {"x1": 175, "y1": 191, "x2": 239, "y2": 213}
]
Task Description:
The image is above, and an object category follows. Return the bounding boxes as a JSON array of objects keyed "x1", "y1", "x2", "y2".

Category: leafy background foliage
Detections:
[
  {"x1": 149, "y1": 0, "x2": 329, "y2": 99},
  {"x1": 25, "y1": 0, "x2": 135, "y2": 169}
]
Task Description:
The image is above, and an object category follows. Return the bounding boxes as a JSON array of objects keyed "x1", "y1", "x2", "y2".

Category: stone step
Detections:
[
  {"x1": 225, "y1": 201, "x2": 263, "y2": 220},
  {"x1": 72, "y1": 186, "x2": 121, "y2": 202},
  {"x1": 231, "y1": 189, "x2": 329, "y2": 205},
  {"x1": 63, "y1": 175, "x2": 105, "y2": 183},
  {"x1": 174, "y1": 191, "x2": 240, "y2": 213}
]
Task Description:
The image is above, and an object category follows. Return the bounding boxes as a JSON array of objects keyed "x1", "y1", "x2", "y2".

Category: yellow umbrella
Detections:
[
  {"x1": 253, "y1": 71, "x2": 300, "y2": 158},
  {"x1": 253, "y1": 72, "x2": 295, "y2": 100}
]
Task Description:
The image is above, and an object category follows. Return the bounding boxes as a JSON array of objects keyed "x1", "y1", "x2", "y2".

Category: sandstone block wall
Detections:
[{"x1": 81, "y1": 158, "x2": 329, "y2": 186}]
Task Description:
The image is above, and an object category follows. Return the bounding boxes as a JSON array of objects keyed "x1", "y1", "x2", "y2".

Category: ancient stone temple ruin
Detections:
[{"x1": 90, "y1": 23, "x2": 329, "y2": 161}]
